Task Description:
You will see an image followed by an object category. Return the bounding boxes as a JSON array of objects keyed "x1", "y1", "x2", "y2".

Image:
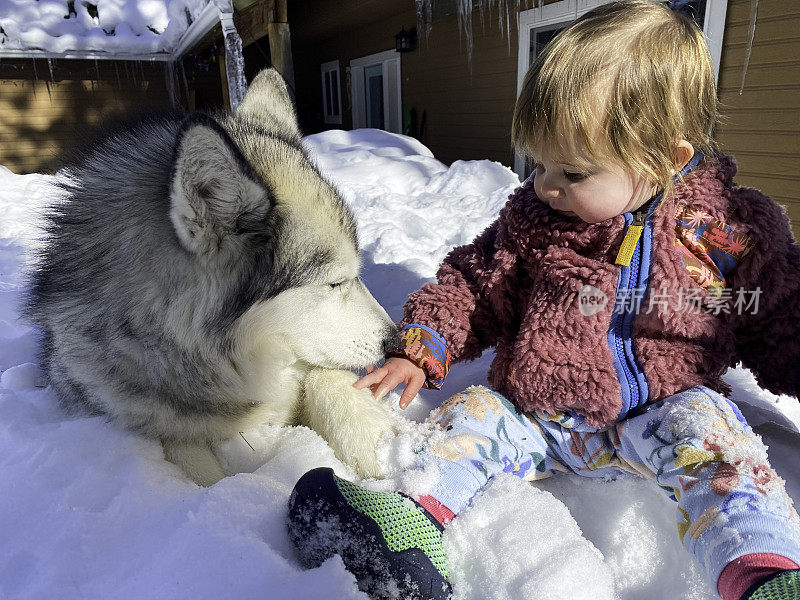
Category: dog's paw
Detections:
[
  {"x1": 162, "y1": 439, "x2": 226, "y2": 486},
  {"x1": 302, "y1": 368, "x2": 398, "y2": 479}
]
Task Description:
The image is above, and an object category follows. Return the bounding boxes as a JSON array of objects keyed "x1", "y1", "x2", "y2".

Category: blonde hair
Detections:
[{"x1": 511, "y1": 0, "x2": 717, "y2": 196}]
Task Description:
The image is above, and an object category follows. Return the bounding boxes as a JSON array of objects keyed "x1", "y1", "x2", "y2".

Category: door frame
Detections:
[{"x1": 350, "y1": 49, "x2": 402, "y2": 133}]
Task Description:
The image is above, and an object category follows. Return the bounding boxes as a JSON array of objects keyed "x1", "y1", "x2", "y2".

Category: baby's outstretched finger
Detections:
[
  {"x1": 353, "y1": 368, "x2": 386, "y2": 390},
  {"x1": 374, "y1": 373, "x2": 404, "y2": 402}
]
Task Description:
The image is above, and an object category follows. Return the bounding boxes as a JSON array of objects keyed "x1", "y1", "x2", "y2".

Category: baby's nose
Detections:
[
  {"x1": 537, "y1": 181, "x2": 563, "y2": 199},
  {"x1": 534, "y1": 173, "x2": 562, "y2": 198}
]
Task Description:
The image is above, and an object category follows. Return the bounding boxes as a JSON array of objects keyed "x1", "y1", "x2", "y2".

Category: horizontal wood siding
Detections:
[
  {"x1": 402, "y1": 11, "x2": 519, "y2": 166},
  {"x1": 715, "y1": 0, "x2": 800, "y2": 236},
  {"x1": 0, "y1": 59, "x2": 174, "y2": 174}
]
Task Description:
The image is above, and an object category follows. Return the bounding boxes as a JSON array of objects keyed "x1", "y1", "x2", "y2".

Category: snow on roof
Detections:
[{"x1": 0, "y1": 0, "x2": 213, "y2": 56}]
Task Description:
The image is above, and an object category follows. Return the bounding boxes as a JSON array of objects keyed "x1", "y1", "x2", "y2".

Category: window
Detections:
[
  {"x1": 529, "y1": 26, "x2": 563, "y2": 67},
  {"x1": 321, "y1": 60, "x2": 342, "y2": 125}
]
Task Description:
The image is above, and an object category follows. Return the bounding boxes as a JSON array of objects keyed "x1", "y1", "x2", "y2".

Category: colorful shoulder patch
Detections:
[
  {"x1": 674, "y1": 202, "x2": 754, "y2": 293},
  {"x1": 394, "y1": 324, "x2": 451, "y2": 389}
]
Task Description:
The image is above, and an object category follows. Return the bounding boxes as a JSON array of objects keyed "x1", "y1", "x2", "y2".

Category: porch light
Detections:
[{"x1": 395, "y1": 27, "x2": 416, "y2": 53}]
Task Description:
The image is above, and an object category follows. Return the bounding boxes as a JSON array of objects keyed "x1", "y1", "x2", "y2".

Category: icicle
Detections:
[
  {"x1": 218, "y1": 11, "x2": 246, "y2": 110},
  {"x1": 452, "y1": 0, "x2": 532, "y2": 69},
  {"x1": 165, "y1": 60, "x2": 178, "y2": 108},
  {"x1": 114, "y1": 60, "x2": 121, "y2": 89},
  {"x1": 457, "y1": 0, "x2": 474, "y2": 74},
  {"x1": 414, "y1": 0, "x2": 433, "y2": 47},
  {"x1": 498, "y1": 0, "x2": 505, "y2": 38},
  {"x1": 739, "y1": 0, "x2": 758, "y2": 95},
  {"x1": 179, "y1": 61, "x2": 190, "y2": 108},
  {"x1": 31, "y1": 58, "x2": 38, "y2": 97},
  {"x1": 505, "y1": 1, "x2": 512, "y2": 54},
  {"x1": 47, "y1": 57, "x2": 55, "y2": 84}
]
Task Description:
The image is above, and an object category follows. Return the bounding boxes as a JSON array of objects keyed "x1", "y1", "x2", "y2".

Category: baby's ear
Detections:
[{"x1": 673, "y1": 140, "x2": 695, "y2": 173}]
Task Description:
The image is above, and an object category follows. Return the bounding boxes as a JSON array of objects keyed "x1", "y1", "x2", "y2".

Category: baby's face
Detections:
[{"x1": 532, "y1": 152, "x2": 657, "y2": 223}]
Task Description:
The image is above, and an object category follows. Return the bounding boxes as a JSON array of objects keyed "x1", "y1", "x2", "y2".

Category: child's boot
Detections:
[
  {"x1": 287, "y1": 467, "x2": 451, "y2": 600},
  {"x1": 743, "y1": 569, "x2": 800, "y2": 600}
]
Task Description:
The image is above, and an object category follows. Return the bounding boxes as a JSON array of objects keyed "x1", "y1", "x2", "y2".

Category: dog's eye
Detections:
[{"x1": 329, "y1": 281, "x2": 345, "y2": 289}]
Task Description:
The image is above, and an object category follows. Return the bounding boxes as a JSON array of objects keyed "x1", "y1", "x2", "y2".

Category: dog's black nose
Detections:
[{"x1": 382, "y1": 327, "x2": 401, "y2": 355}]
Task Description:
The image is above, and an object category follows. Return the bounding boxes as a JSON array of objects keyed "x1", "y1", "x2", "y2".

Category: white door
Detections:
[
  {"x1": 351, "y1": 49, "x2": 402, "y2": 133},
  {"x1": 364, "y1": 64, "x2": 385, "y2": 129},
  {"x1": 513, "y1": 0, "x2": 729, "y2": 179}
]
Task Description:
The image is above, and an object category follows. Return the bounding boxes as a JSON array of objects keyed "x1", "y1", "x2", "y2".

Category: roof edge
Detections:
[
  {"x1": 172, "y1": 2, "x2": 221, "y2": 60},
  {"x1": 0, "y1": 48, "x2": 173, "y2": 61},
  {"x1": 0, "y1": 2, "x2": 221, "y2": 62}
]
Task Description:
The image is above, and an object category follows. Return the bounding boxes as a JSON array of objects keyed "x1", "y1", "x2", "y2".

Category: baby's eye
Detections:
[{"x1": 563, "y1": 170, "x2": 589, "y2": 182}]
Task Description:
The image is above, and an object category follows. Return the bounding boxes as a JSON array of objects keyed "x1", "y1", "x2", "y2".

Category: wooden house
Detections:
[
  {"x1": 0, "y1": 0, "x2": 290, "y2": 174},
  {"x1": 290, "y1": 0, "x2": 800, "y2": 232}
]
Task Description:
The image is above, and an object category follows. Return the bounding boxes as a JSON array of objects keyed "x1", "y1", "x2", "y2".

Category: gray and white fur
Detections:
[{"x1": 25, "y1": 69, "x2": 400, "y2": 486}]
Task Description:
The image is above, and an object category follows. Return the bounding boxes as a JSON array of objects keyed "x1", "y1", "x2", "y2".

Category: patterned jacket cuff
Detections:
[{"x1": 393, "y1": 324, "x2": 451, "y2": 389}]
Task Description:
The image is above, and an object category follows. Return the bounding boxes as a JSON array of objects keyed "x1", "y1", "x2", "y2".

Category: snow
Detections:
[
  {"x1": 1, "y1": 129, "x2": 799, "y2": 600},
  {"x1": 0, "y1": 0, "x2": 211, "y2": 54}
]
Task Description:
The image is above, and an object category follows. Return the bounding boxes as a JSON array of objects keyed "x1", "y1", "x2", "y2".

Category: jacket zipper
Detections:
[
  {"x1": 605, "y1": 153, "x2": 704, "y2": 420},
  {"x1": 609, "y1": 209, "x2": 650, "y2": 419}
]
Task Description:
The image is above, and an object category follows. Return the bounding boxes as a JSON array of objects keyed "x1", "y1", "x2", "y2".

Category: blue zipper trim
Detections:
[
  {"x1": 607, "y1": 151, "x2": 705, "y2": 420},
  {"x1": 608, "y1": 211, "x2": 637, "y2": 419}
]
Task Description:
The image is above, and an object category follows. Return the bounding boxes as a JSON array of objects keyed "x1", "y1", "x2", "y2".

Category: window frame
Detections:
[{"x1": 321, "y1": 60, "x2": 342, "y2": 125}]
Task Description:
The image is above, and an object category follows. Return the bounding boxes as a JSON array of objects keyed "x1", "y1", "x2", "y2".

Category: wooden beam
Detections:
[
  {"x1": 275, "y1": 0, "x2": 287, "y2": 23},
  {"x1": 218, "y1": 46, "x2": 230, "y2": 111},
  {"x1": 234, "y1": 0, "x2": 275, "y2": 47},
  {"x1": 267, "y1": 21, "x2": 295, "y2": 96}
]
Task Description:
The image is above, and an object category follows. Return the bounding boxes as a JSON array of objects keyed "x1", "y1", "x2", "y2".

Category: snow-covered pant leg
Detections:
[
  {"x1": 615, "y1": 386, "x2": 800, "y2": 588},
  {"x1": 420, "y1": 386, "x2": 569, "y2": 515}
]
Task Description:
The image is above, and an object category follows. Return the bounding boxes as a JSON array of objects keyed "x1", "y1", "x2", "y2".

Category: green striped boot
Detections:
[
  {"x1": 744, "y1": 570, "x2": 800, "y2": 600},
  {"x1": 287, "y1": 467, "x2": 451, "y2": 600}
]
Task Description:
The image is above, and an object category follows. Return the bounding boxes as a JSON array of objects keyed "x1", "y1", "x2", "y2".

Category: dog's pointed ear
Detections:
[
  {"x1": 170, "y1": 114, "x2": 267, "y2": 255},
  {"x1": 235, "y1": 68, "x2": 300, "y2": 139}
]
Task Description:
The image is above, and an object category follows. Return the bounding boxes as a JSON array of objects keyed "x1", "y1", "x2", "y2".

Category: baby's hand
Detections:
[{"x1": 353, "y1": 356, "x2": 426, "y2": 409}]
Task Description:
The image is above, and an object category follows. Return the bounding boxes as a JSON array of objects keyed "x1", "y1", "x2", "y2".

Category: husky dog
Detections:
[{"x1": 25, "y1": 69, "x2": 400, "y2": 486}]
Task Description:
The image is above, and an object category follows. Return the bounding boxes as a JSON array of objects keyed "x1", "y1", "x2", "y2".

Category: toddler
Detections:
[{"x1": 287, "y1": 2, "x2": 800, "y2": 599}]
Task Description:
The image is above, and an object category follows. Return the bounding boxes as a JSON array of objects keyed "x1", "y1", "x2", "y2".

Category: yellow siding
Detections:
[
  {"x1": 401, "y1": 13, "x2": 518, "y2": 166},
  {"x1": 0, "y1": 59, "x2": 174, "y2": 174},
  {"x1": 715, "y1": 0, "x2": 800, "y2": 235}
]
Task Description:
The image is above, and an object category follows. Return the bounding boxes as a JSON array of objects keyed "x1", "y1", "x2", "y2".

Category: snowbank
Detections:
[{"x1": 0, "y1": 129, "x2": 798, "y2": 600}]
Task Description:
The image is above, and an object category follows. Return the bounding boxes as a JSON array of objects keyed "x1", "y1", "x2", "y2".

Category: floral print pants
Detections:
[{"x1": 421, "y1": 385, "x2": 800, "y2": 587}]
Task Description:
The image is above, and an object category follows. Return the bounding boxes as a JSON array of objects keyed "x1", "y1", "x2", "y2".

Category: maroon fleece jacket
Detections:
[{"x1": 400, "y1": 154, "x2": 800, "y2": 427}]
